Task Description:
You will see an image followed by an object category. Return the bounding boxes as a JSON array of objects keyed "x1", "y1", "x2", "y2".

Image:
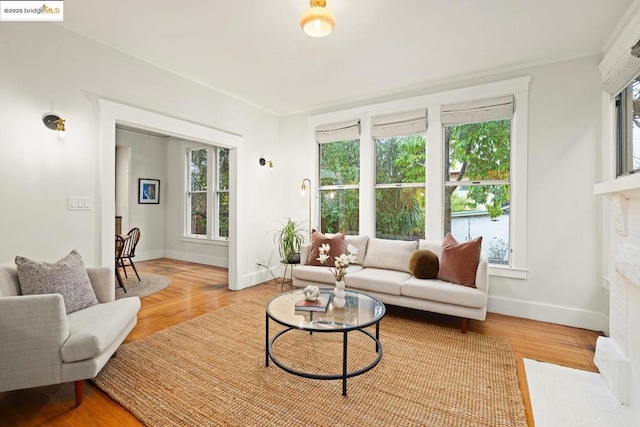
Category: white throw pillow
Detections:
[{"x1": 363, "y1": 238, "x2": 418, "y2": 273}]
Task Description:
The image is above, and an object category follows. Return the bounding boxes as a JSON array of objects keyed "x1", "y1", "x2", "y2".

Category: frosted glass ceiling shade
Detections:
[{"x1": 300, "y1": 1, "x2": 335, "y2": 38}]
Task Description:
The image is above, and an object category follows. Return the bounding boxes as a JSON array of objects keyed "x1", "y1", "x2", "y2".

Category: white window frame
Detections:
[
  {"x1": 215, "y1": 147, "x2": 230, "y2": 240},
  {"x1": 373, "y1": 133, "x2": 426, "y2": 240},
  {"x1": 185, "y1": 146, "x2": 229, "y2": 241},
  {"x1": 309, "y1": 76, "x2": 530, "y2": 279},
  {"x1": 317, "y1": 139, "x2": 361, "y2": 234}
]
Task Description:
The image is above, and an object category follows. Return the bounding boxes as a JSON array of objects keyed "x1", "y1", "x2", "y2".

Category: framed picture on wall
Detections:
[{"x1": 138, "y1": 178, "x2": 160, "y2": 204}]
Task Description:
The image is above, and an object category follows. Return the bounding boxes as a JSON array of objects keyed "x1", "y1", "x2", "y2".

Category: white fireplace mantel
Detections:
[
  {"x1": 593, "y1": 175, "x2": 640, "y2": 409},
  {"x1": 594, "y1": 173, "x2": 640, "y2": 199}
]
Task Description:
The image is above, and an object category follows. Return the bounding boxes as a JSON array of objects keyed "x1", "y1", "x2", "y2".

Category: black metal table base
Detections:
[{"x1": 265, "y1": 314, "x2": 382, "y2": 396}]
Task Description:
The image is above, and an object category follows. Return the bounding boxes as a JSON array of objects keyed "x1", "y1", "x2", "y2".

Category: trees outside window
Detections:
[
  {"x1": 319, "y1": 140, "x2": 360, "y2": 234},
  {"x1": 186, "y1": 146, "x2": 229, "y2": 239},
  {"x1": 374, "y1": 134, "x2": 425, "y2": 240},
  {"x1": 444, "y1": 119, "x2": 511, "y2": 264}
]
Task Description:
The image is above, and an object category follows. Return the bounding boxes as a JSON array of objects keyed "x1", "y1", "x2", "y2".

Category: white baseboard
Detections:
[
  {"x1": 135, "y1": 250, "x2": 165, "y2": 262},
  {"x1": 240, "y1": 268, "x2": 277, "y2": 290},
  {"x1": 488, "y1": 295, "x2": 607, "y2": 331},
  {"x1": 164, "y1": 250, "x2": 228, "y2": 268}
]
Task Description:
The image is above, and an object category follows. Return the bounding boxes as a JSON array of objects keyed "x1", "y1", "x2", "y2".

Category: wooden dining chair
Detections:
[
  {"x1": 115, "y1": 234, "x2": 128, "y2": 293},
  {"x1": 118, "y1": 228, "x2": 141, "y2": 281}
]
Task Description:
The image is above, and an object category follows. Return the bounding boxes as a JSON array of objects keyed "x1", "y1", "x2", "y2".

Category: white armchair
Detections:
[{"x1": 0, "y1": 263, "x2": 141, "y2": 405}]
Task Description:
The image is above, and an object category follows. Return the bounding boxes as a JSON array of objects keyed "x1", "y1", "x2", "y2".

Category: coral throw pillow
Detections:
[
  {"x1": 307, "y1": 229, "x2": 346, "y2": 266},
  {"x1": 436, "y1": 233, "x2": 482, "y2": 287}
]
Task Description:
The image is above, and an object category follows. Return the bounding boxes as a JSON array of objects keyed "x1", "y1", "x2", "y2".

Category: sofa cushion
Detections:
[
  {"x1": 15, "y1": 250, "x2": 99, "y2": 314},
  {"x1": 346, "y1": 268, "x2": 410, "y2": 296},
  {"x1": 418, "y1": 240, "x2": 442, "y2": 256},
  {"x1": 363, "y1": 238, "x2": 418, "y2": 273},
  {"x1": 408, "y1": 250, "x2": 439, "y2": 279},
  {"x1": 0, "y1": 264, "x2": 20, "y2": 297},
  {"x1": 344, "y1": 235, "x2": 368, "y2": 265},
  {"x1": 307, "y1": 229, "x2": 346, "y2": 266},
  {"x1": 293, "y1": 264, "x2": 364, "y2": 285},
  {"x1": 401, "y1": 277, "x2": 486, "y2": 308},
  {"x1": 61, "y1": 297, "x2": 141, "y2": 363},
  {"x1": 437, "y1": 234, "x2": 482, "y2": 288}
]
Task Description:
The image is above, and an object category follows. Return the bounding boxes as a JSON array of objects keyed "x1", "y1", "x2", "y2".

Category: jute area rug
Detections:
[
  {"x1": 94, "y1": 295, "x2": 526, "y2": 426},
  {"x1": 116, "y1": 273, "x2": 170, "y2": 299}
]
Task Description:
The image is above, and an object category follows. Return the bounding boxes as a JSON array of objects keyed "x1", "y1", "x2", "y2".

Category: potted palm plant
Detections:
[{"x1": 273, "y1": 218, "x2": 306, "y2": 264}]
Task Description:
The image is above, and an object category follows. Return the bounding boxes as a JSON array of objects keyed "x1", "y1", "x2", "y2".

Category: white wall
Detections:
[
  {"x1": 116, "y1": 129, "x2": 167, "y2": 261},
  {"x1": 278, "y1": 55, "x2": 606, "y2": 330},
  {"x1": 0, "y1": 24, "x2": 281, "y2": 288}
]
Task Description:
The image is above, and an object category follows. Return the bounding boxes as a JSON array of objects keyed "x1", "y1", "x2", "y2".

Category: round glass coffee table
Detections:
[{"x1": 265, "y1": 288, "x2": 386, "y2": 396}]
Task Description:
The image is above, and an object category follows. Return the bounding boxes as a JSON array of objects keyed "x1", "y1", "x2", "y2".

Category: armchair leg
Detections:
[
  {"x1": 74, "y1": 380, "x2": 84, "y2": 406},
  {"x1": 460, "y1": 318, "x2": 468, "y2": 334}
]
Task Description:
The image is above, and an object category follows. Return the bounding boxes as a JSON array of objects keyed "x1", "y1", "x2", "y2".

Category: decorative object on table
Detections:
[
  {"x1": 294, "y1": 294, "x2": 330, "y2": 312},
  {"x1": 333, "y1": 280, "x2": 346, "y2": 308},
  {"x1": 272, "y1": 218, "x2": 306, "y2": 264},
  {"x1": 138, "y1": 178, "x2": 160, "y2": 204},
  {"x1": 317, "y1": 241, "x2": 358, "y2": 309},
  {"x1": 302, "y1": 285, "x2": 320, "y2": 301}
]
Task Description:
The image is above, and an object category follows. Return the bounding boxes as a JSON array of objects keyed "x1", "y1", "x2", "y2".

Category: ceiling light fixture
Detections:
[{"x1": 300, "y1": 0, "x2": 335, "y2": 38}]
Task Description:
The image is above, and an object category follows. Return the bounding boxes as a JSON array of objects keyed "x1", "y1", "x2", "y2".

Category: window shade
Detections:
[
  {"x1": 371, "y1": 109, "x2": 427, "y2": 138},
  {"x1": 601, "y1": 38, "x2": 640, "y2": 95},
  {"x1": 441, "y1": 95, "x2": 514, "y2": 126},
  {"x1": 315, "y1": 120, "x2": 361, "y2": 143}
]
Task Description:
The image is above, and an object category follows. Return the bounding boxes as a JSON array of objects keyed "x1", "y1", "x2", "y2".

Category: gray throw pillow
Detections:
[{"x1": 15, "y1": 250, "x2": 99, "y2": 314}]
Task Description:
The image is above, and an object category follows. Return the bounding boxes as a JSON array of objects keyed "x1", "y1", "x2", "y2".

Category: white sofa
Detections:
[
  {"x1": 0, "y1": 263, "x2": 141, "y2": 405},
  {"x1": 292, "y1": 236, "x2": 488, "y2": 332}
]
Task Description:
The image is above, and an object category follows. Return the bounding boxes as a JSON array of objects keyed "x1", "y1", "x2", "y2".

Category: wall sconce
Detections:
[
  {"x1": 301, "y1": 178, "x2": 312, "y2": 240},
  {"x1": 42, "y1": 113, "x2": 65, "y2": 139},
  {"x1": 259, "y1": 157, "x2": 274, "y2": 171}
]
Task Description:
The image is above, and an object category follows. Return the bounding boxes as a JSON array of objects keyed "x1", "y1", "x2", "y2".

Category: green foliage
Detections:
[
  {"x1": 375, "y1": 135, "x2": 425, "y2": 184},
  {"x1": 320, "y1": 189, "x2": 359, "y2": 234},
  {"x1": 446, "y1": 120, "x2": 511, "y2": 223},
  {"x1": 272, "y1": 218, "x2": 306, "y2": 262},
  {"x1": 320, "y1": 140, "x2": 360, "y2": 186},
  {"x1": 374, "y1": 134, "x2": 425, "y2": 239}
]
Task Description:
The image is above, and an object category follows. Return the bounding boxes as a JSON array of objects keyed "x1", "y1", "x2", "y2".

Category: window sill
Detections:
[
  {"x1": 488, "y1": 265, "x2": 528, "y2": 280},
  {"x1": 180, "y1": 236, "x2": 229, "y2": 247}
]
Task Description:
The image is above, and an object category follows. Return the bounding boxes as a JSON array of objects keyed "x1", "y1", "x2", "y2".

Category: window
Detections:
[
  {"x1": 186, "y1": 146, "x2": 229, "y2": 240},
  {"x1": 217, "y1": 148, "x2": 230, "y2": 238},
  {"x1": 444, "y1": 120, "x2": 511, "y2": 264},
  {"x1": 310, "y1": 76, "x2": 529, "y2": 276},
  {"x1": 317, "y1": 120, "x2": 361, "y2": 234},
  {"x1": 373, "y1": 110, "x2": 427, "y2": 240},
  {"x1": 442, "y1": 97, "x2": 513, "y2": 265},
  {"x1": 616, "y1": 74, "x2": 640, "y2": 176},
  {"x1": 319, "y1": 140, "x2": 360, "y2": 234}
]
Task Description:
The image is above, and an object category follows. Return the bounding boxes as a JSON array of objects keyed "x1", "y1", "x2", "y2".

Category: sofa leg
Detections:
[
  {"x1": 74, "y1": 380, "x2": 84, "y2": 406},
  {"x1": 460, "y1": 318, "x2": 468, "y2": 334}
]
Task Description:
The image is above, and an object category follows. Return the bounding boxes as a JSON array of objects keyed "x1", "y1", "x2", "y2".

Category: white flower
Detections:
[
  {"x1": 346, "y1": 244, "x2": 358, "y2": 256},
  {"x1": 317, "y1": 252, "x2": 330, "y2": 263},
  {"x1": 336, "y1": 253, "x2": 350, "y2": 266}
]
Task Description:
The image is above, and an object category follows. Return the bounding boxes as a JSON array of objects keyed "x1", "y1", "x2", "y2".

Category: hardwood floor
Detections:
[{"x1": 0, "y1": 258, "x2": 602, "y2": 426}]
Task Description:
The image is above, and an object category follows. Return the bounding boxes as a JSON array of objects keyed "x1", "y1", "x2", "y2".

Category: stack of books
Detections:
[{"x1": 294, "y1": 295, "x2": 330, "y2": 312}]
